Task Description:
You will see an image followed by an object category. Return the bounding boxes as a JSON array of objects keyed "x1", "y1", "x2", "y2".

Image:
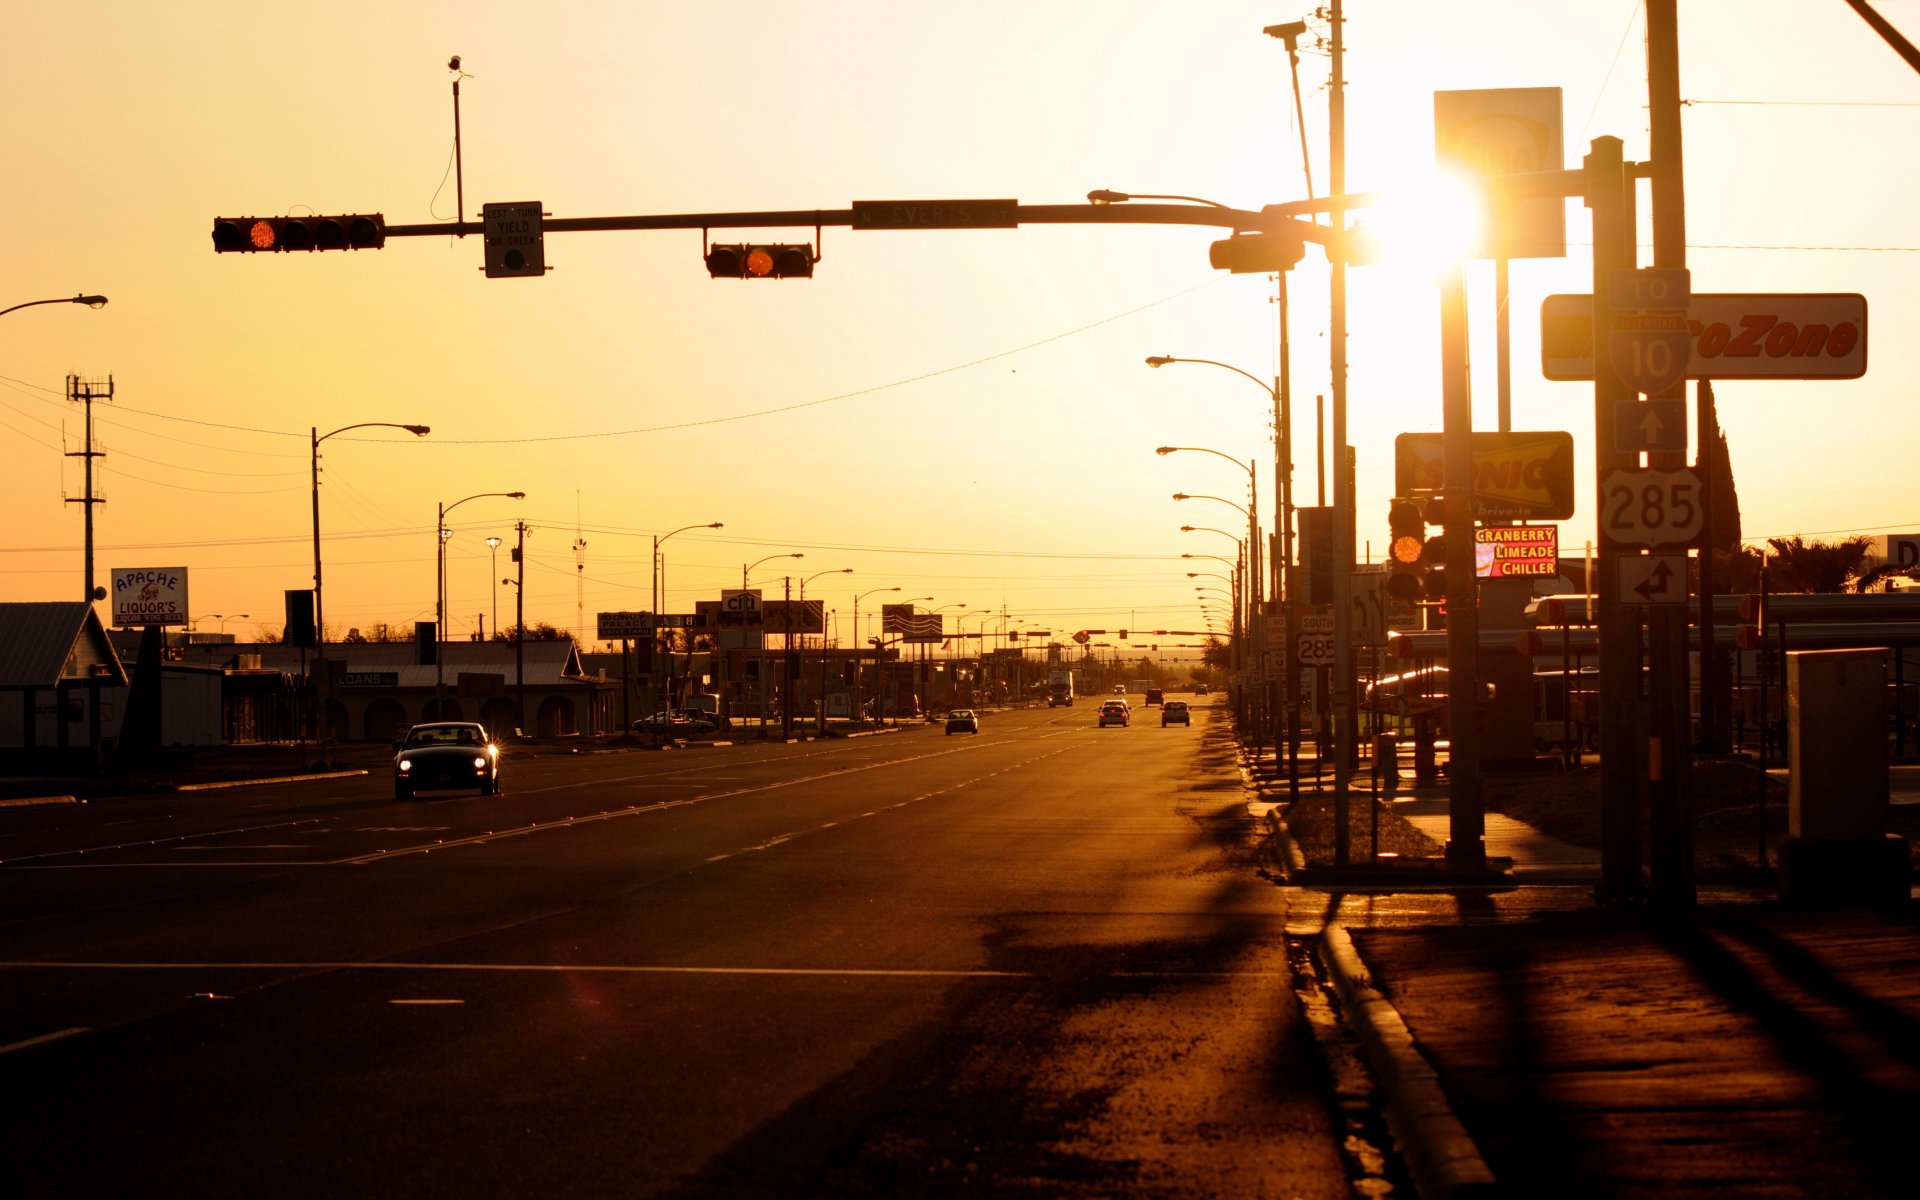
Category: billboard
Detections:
[
  {"x1": 1433, "y1": 87, "x2": 1566, "y2": 260},
  {"x1": 1474, "y1": 525, "x2": 1560, "y2": 579},
  {"x1": 883, "y1": 604, "x2": 944, "y2": 643},
  {"x1": 111, "y1": 567, "x2": 189, "y2": 627},
  {"x1": 762, "y1": 599, "x2": 825, "y2": 635},
  {"x1": 1393, "y1": 431, "x2": 1576, "y2": 521},
  {"x1": 1540, "y1": 293, "x2": 1868, "y2": 381}
]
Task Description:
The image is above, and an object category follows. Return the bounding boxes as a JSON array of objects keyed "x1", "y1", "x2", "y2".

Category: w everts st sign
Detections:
[{"x1": 1541, "y1": 293, "x2": 1868, "y2": 381}]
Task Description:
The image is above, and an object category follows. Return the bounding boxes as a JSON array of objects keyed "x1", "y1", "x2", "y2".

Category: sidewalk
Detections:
[
  {"x1": 1250, "y1": 742, "x2": 1920, "y2": 1198},
  {"x1": 1343, "y1": 904, "x2": 1920, "y2": 1199}
]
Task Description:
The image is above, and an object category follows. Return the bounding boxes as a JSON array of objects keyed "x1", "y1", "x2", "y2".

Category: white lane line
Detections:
[
  {"x1": 388, "y1": 998, "x2": 464, "y2": 1006},
  {"x1": 0, "y1": 1026, "x2": 92, "y2": 1056},
  {"x1": 0, "y1": 961, "x2": 1284, "y2": 980}
]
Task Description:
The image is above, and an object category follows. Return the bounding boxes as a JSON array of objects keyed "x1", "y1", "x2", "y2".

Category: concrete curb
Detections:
[
  {"x1": 169, "y1": 769, "x2": 368, "y2": 793},
  {"x1": 1318, "y1": 925, "x2": 1498, "y2": 1200},
  {"x1": 0, "y1": 794, "x2": 81, "y2": 809}
]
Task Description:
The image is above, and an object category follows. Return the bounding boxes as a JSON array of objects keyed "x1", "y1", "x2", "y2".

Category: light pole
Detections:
[
  {"x1": 486, "y1": 537, "x2": 502, "y2": 638},
  {"x1": 1164, "y1": 444, "x2": 1264, "y2": 745},
  {"x1": 1175, "y1": 491, "x2": 1260, "y2": 746},
  {"x1": 652, "y1": 521, "x2": 722, "y2": 716},
  {"x1": 1182, "y1": 526, "x2": 1246, "y2": 708},
  {"x1": 1150, "y1": 353, "x2": 1301, "y2": 799},
  {"x1": 852, "y1": 586, "x2": 900, "y2": 721},
  {"x1": 745, "y1": 552, "x2": 803, "y2": 588},
  {"x1": 0, "y1": 293, "x2": 108, "y2": 319},
  {"x1": 799, "y1": 568, "x2": 853, "y2": 647},
  {"x1": 218, "y1": 614, "x2": 249, "y2": 634},
  {"x1": 437, "y1": 490, "x2": 524, "y2": 712},
  {"x1": 313, "y1": 422, "x2": 430, "y2": 653}
]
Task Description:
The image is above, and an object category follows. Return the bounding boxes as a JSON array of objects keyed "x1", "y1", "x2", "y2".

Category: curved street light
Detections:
[
  {"x1": 437, "y1": 490, "x2": 524, "y2": 709},
  {"x1": 745, "y1": 552, "x2": 803, "y2": 588},
  {"x1": 651, "y1": 521, "x2": 723, "y2": 718},
  {"x1": 1172, "y1": 492, "x2": 1250, "y2": 519},
  {"x1": 313, "y1": 422, "x2": 430, "y2": 656},
  {"x1": 218, "y1": 613, "x2": 250, "y2": 633},
  {"x1": 0, "y1": 293, "x2": 108, "y2": 319},
  {"x1": 1149, "y1": 352, "x2": 1304, "y2": 799}
]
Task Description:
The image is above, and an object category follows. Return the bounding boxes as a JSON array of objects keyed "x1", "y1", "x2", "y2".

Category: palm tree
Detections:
[{"x1": 1764, "y1": 535, "x2": 1871, "y2": 594}]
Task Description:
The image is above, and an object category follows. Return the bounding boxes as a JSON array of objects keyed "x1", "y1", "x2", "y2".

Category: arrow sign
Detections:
[
  {"x1": 1613, "y1": 397, "x2": 1687, "y2": 454},
  {"x1": 1616, "y1": 553, "x2": 1688, "y2": 606}
]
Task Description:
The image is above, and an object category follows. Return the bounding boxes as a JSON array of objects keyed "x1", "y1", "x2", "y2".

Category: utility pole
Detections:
[
  {"x1": 1327, "y1": 0, "x2": 1356, "y2": 864},
  {"x1": 65, "y1": 375, "x2": 111, "y2": 606},
  {"x1": 515, "y1": 520, "x2": 528, "y2": 736},
  {"x1": 1646, "y1": 0, "x2": 1696, "y2": 905}
]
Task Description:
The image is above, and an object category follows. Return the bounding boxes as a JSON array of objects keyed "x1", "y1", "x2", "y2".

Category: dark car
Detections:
[
  {"x1": 1160, "y1": 699, "x2": 1191, "y2": 727},
  {"x1": 1144, "y1": 688, "x2": 1165, "y2": 707},
  {"x1": 1195, "y1": 683, "x2": 1211, "y2": 696},
  {"x1": 633, "y1": 710, "x2": 719, "y2": 737},
  {"x1": 944, "y1": 708, "x2": 980, "y2": 735},
  {"x1": 1097, "y1": 700, "x2": 1130, "y2": 728},
  {"x1": 393, "y1": 721, "x2": 500, "y2": 799}
]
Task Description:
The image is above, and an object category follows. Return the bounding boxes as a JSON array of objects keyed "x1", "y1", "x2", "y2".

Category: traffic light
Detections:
[
  {"x1": 1208, "y1": 232, "x2": 1306, "y2": 274},
  {"x1": 705, "y1": 243, "x2": 815, "y2": 279},
  {"x1": 1386, "y1": 497, "x2": 1426, "y2": 602},
  {"x1": 212, "y1": 214, "x2": 386, "y2": 253},
  {"x1": 1423, "y1": 535, "x2": 1448, "y2": 601},
  {"x1": 1118, "y1": 629, "x2": 1128, "y2": 640}
]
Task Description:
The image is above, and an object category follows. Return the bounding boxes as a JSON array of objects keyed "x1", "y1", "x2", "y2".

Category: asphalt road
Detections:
[{"x1": 0, "y1": 701, "x2": 1354, "y2": 1198}]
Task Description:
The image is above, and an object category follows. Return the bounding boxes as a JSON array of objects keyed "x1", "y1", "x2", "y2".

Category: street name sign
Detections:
[
  {"x1": 1617, "y1": 553, "x2": 1689, "y2": 606},
  {"x1": 1598, "y1": 467, "x2": 1703, "y2": 547},
  {"x1": 851, "y1": 199, "x2": 1018, "y2": 230},
  {"x1": 1542, "y1": 293, "x2": 1868, "y2": 381}
]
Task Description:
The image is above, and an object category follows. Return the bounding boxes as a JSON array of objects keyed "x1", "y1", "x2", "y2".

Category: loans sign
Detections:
[
  {"x1": 1474, "y1": 525, "x2": 1559, "y2": 579},
  {"x1": 1393, "y1": 431, "x2": 1576, "y2": 520},
  {"x1": 1541, "y1": 293, "x2": 1868, "y2": 381}
]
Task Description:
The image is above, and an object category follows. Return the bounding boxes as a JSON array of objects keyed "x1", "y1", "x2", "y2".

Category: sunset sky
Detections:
[{"x1": 3, "y1": 1, "x2": 1915, "y2": 652}]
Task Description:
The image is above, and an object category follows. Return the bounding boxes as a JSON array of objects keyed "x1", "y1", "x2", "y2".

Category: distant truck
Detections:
[{"x1": 1047, "y1": 670, "x2": 1075, "y2": 707}]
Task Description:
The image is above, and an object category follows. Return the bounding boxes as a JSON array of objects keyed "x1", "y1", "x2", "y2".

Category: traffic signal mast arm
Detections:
[{"x1": 377, "y1": 200, "x2": 1313, "y2": 241}]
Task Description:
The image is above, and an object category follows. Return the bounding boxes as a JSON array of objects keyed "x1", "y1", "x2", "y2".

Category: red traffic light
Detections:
[
  {"x1": 707, "y1": 242, "x2": 815, "y2": 279},
  {"x1": 212, "y1": 214, "x2": 385, "y2": 253}
]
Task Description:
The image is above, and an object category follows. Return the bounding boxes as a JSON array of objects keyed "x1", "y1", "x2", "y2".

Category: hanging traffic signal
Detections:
[
  {"x1": 212, "y1": 214, "x2": 386, "y2": 253},
  {"x1": 1208, "y1": 232, "x2": 1306, "y2": 274},
  {"x1": 705, "y1": 243, "x2": 815, "y2": 279},
  {"x1": 1386, "y1": 497, "x2": 1427, "y2": 601},
  {"x1": 1423, "y1": 535, "x2": 1448, "y2": 601}
]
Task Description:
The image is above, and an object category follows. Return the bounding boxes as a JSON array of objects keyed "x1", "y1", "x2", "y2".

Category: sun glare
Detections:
[{"x1": 1351, "y1": 168, "x2": 1485, "y2": 282}]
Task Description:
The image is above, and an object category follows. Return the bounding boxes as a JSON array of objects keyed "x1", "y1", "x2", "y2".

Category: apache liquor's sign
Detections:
[{"x1": 110, "y1": 567, "x2": 190, "y2": 628}]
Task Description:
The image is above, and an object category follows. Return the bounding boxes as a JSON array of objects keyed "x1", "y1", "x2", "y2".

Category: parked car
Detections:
[
  {"x1": 1160, "y1": 699, "x2": 1191, "y2": 727},
  {"x1": 393, "y1": 721, "x2": 500, "y2": 799},
  {"x1": 1097, "y1": 700, "x2": 1130, "y2": 728},
  {"x1": 633, "y1": 710, "x2": 720, "y2": 737},
  {"x1": 945, "y1": 708, "x2": 980, "y2": 735}
]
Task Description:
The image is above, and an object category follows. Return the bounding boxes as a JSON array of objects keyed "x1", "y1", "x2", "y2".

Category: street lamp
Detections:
[
  {"x1": 652, "y1": 521, "x2": 723, "y2": 716},
  {"x1": 0, "y1": 293, "x2": 108, "y2": 318},
  {"x1": 437, "y1": 490, "x2": 524, "y2": 711},
  {"x1": 852, "y1": 586, "x2": 901, "y2": 720},
  {"x1": 313, "y1": 422, "x2": 430, "y2": 654},
  {"x1": 486, "y1": 537, "x2": 502, "y2": 639},
  {"x1": 1149, "y1": 352, "x2": 1303, "y2": 801},
  {"x1": 745, "y1": 552, "x2": 803, "y2": 588},
  {"x1": 218, "y1": 613, "x2": 249, "y2": 633}
]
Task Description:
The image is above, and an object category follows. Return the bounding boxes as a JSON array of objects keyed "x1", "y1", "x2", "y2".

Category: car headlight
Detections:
[
  {"x1": 398, "y1": 759, "x2": 412, "y2": 772},
  {"x1": 473, "y1": 756, "x2": 488, "y2": 769}
]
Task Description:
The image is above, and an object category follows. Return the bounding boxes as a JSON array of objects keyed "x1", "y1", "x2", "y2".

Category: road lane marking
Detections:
[
  {"x1": 389, "y1": 998, "x2": 465, "y2": 1005},
  {"x1": 0, "y1": 1027, "x2": 92, "y2": 1056},
  {"x1": 0, "y1": 961, "x2": 1286, "y2": 980}
]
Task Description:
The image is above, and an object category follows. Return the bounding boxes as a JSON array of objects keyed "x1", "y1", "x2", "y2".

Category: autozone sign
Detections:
[
  {"x1": 1393, "y1": 431, "x2": 1576, "y2": 520},
  {"x1": 1542, "y1": 293, "x2": 1868, "y2": 381}
]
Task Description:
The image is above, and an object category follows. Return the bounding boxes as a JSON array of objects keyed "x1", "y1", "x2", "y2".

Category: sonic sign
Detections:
[
  {"x1": 1393, "y1": 431, "x2": 1576, "y2": 521},
  {"x1": 111, "y1": 567, "x2": 190, "y2": 627}
]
